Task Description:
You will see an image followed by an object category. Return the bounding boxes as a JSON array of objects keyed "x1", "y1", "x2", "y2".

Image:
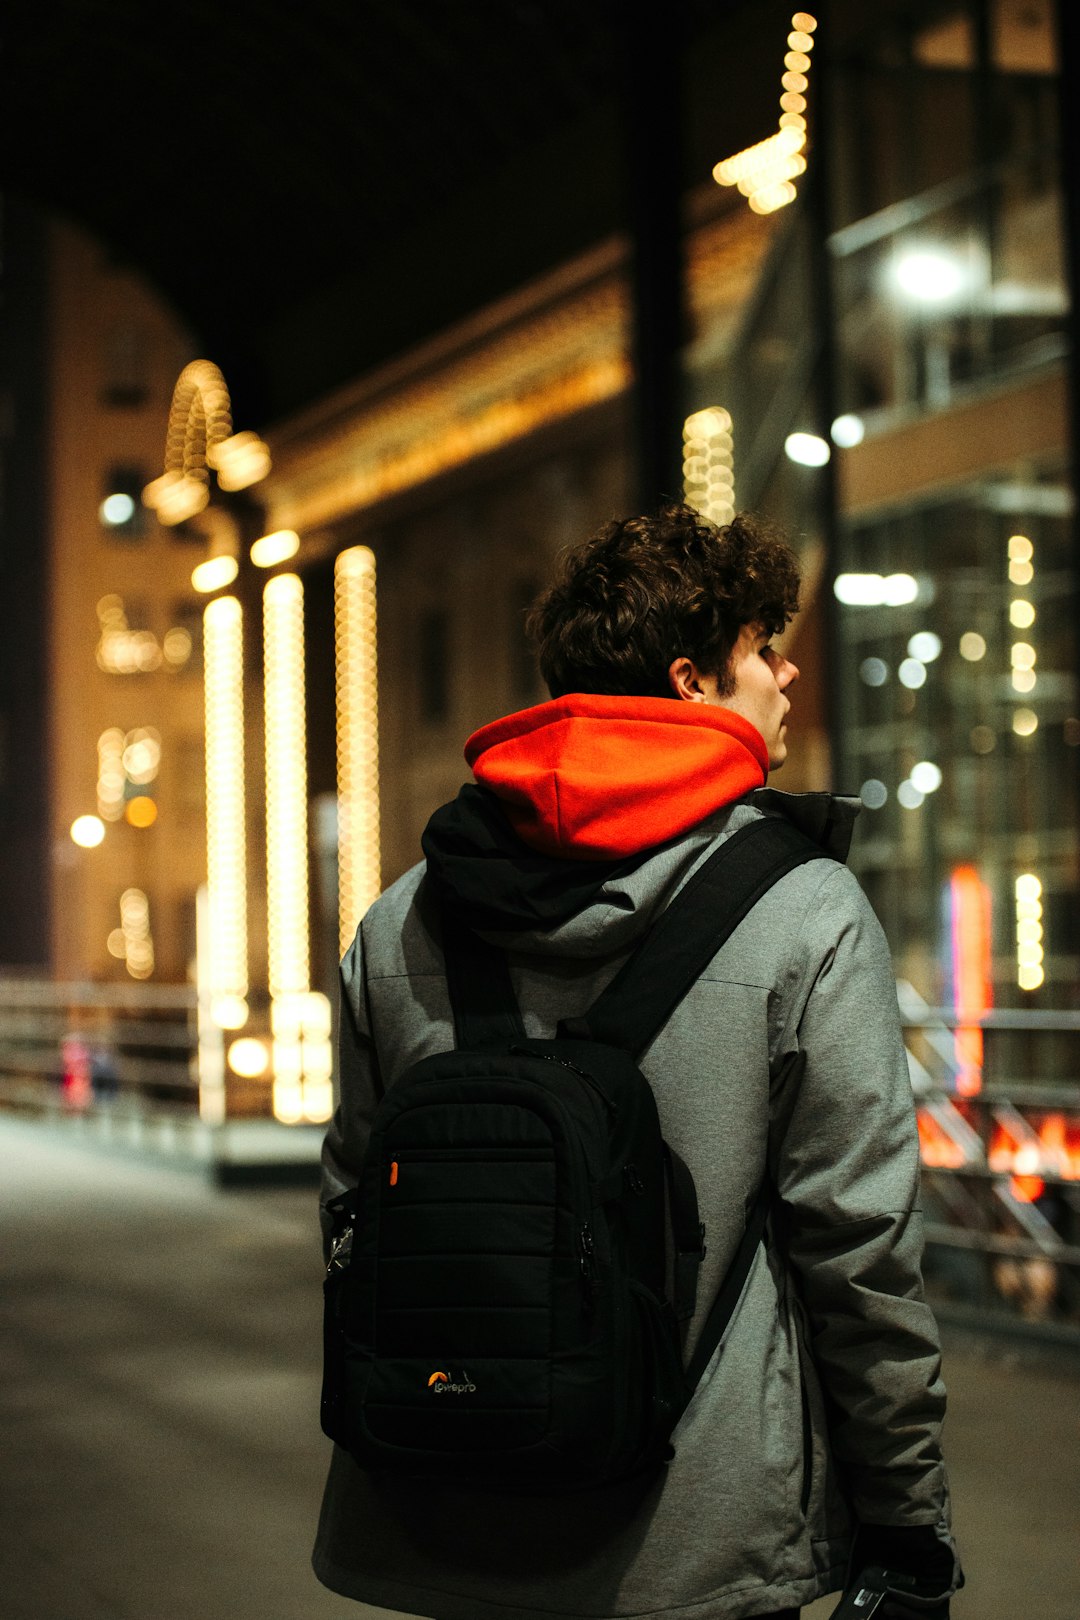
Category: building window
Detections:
[
  {"x1": 99, "y1": 466, "x2": 147, "y2": 540},
  {"x1": 100, "y1": 323, "x2": 149, "y2": 409},
  {"x1": 165, "y1": 600, "x2": 203, "y2": 675},
  {"x1": 419, "y1": 609, "x2": 450, "y2": 725},
  {"x1": 836, "y1": 472, "x2": 1078, "y2": 1009}
]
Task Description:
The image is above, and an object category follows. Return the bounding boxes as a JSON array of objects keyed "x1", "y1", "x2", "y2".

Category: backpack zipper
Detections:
[
  {"x1": 510, "y1": 1045, "x2": 618, "y2": 1115},
  {"x1": 508, "y1": 1048, "x2": 613, "y2": 1313}
]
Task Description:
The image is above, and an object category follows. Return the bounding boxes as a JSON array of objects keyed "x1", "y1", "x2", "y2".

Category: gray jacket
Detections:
[{"x1": 314, "y1": 790, "x2": 955, "y2": 1620}]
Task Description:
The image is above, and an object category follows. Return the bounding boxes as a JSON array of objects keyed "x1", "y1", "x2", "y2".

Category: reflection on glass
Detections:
[{"x1": 837, "y1": 476, "x2": 1077, "y2": 1010}]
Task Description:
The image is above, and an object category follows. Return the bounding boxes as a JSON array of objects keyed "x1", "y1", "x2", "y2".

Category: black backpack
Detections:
[{"x1": 321, "y1": 815, "x2": 822, "y2": 1491}]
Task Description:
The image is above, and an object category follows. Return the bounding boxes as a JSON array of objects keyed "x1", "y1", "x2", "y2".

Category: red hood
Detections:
[{"x1": 464, "y1": 694, "x2": 768, "y2": 860}]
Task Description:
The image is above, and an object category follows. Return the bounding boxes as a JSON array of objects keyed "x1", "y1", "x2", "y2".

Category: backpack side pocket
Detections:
[
  {"x1": 627, "y1": 1279, "x2": 685, "y2": 1470},
  {"x1": 320, "y1": 1192, "x2": 357, "y2": 1447}
]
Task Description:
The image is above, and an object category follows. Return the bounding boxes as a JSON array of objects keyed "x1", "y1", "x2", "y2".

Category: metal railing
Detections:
[
  {"x1": 829, "y1": 149, "x2": 1067, "y2": 426},
  {"x1": 3, "y1": 973, "x2": 1078, "y2": 1331},
  {"x1": 0, "y1": 977, "x2": 198, "y2": 1114},
  {"x1": 898, "y1": 981, "x2": 1080, "y2": 1338}
]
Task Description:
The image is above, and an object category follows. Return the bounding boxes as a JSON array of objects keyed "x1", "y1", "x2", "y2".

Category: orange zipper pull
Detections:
[{"x1": 389, "y1": 1160, "x2": 399, "y2": 1186}]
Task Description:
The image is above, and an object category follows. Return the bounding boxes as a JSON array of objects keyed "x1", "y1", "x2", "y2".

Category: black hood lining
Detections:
[{"x1": 421, "y1": 785, "x2": 651, "y2": 933}]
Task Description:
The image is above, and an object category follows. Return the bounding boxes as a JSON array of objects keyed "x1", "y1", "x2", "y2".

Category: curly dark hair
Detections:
[{"x1": 525, "y1": 504, "x2": 801, "y2": 700}]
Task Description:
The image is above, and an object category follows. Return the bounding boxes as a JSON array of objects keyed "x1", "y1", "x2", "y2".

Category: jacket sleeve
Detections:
[
  {"x1": 769, "y1": 862, "x2": 952, "y2": 1535},
  {"x1": 320, "y1": 923, "x2": 384, "y2": 1257}
]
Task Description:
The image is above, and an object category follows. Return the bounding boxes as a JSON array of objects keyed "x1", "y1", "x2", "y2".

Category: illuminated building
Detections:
[
  {"x1": 826, "y1": 4, "x2": 1074, "y2": 1014},
  {"x1": 264, "y1": 196, "x2": 825, "y2": 887},
  {"x1": 820, "y1": 2, "x2": 1080, "y2": 1327},
  {"x1": 3, "y1": 217, "x2": 211, "y2": 984}
]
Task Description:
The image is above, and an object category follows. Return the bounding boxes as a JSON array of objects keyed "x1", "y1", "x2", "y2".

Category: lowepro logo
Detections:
[{"x1": 427, "y1": 1369, "x2": 476, "y2": 1394}]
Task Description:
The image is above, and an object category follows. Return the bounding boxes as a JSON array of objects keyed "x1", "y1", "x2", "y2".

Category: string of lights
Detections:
[
  {"x1": 203, "y1": 595, "x2": 249, "y2": 1029},
  {"x1": 143, "y1": 360, "x2": 271, "y2": 527},
  {"x1": 334, "y1": 546, "x2": 382, "y2": 955},
  {"x1": 264, "y1": 573, "x2": 310, "y2": 1004},
  {"x1": 713, "y1": 13, "x2": 818, "y2": 216},
  {"x1": 682, "y1": 408, "x2": 735, "y2": 526},
  {"x1": 1015, "y1": 873, "x2": 1044, "y2": 993}
]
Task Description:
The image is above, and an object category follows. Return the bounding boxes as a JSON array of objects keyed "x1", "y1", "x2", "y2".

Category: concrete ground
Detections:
[{"x1": 1, "y1": 1116, "x2": 1077, "y2": 1620}]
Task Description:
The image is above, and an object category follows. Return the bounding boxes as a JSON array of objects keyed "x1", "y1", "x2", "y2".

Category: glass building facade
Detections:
[
  {"x1": 827, "y1": 0, "x2": 1074, "y2": 1009},
  {"x1": 823, "y1": 0, "x2": 1079, "y2": 1327}
]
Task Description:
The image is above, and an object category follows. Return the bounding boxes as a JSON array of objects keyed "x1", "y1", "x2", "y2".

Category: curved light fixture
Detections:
[{"x1": 143, "y1": 360, "x2": 271, "y2": 525}]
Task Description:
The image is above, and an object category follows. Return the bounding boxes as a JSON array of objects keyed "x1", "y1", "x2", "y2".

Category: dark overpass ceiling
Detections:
[{"x1": 0, "y1": 0, "x2": 778, "y2": 423}]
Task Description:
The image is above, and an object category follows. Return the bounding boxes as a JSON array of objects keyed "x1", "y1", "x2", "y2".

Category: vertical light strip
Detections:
[
  {"x1": 264, "y1": 573, "x2": 312, "y2": 1124},
  {"x1": 120, "y1": 887, "x2": 155, "y2": 980},
  {"x1": 264, "y1": 572, "x2": 310, "y2": 1001},
  {"x1": 203, "y1": 595, "x2": 248, "y2": 1028},
  {"x1": 1015, "y1": 873, "x2": 1044, "y2": 991},
  {"x1": 334, "y1": 545, "x2": 382, "y2": 955},
  {"x1": 683, "y1": 408, "x2": 735, "y2": 527},
  {"x1": 1008, "y1": 535, "x2": 1038, "y2": 731},
  {"x1": 948, "y1": 865, "x2": 992, "y2": 1098}
]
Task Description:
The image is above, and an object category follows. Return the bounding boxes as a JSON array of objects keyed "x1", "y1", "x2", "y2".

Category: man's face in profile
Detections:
[{"x1": 668, "y1": 622, "x2": 799, "y2": 771}]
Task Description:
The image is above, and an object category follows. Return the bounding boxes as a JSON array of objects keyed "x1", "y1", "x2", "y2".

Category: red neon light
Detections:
[
  {"x1": 922, "y1": 1110, "x2": 1080, "y2": 1180},
  {"x1": 949, "y1": 865, "x2": 992, "y2": 1097},
  {"x1": 1009, "y1": 1174, "x2": 1046, "y2": 1203},
  {"x1": 917, "y1": 1108, "x2": 967, "y2": 1169}
]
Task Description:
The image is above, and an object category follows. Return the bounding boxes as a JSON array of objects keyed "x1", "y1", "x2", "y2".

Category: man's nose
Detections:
[{"x1": 777, "y1": 656, "x2": 799, "y2": 689}]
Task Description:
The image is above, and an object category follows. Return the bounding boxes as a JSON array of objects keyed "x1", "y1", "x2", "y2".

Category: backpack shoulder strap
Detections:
[
  {"x1": 559, "y1": 813, "x2": 828, "y2": 1057},
  {"x1": 438, "y1": 900, "x2": 526, "y2": 1050}
]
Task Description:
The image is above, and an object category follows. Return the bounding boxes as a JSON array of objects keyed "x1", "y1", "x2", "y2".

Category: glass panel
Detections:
[
  {"x1": 831, "y1": 153, "x2": 1066, "y2": 424},
  {"x1": 991, "y1": 0, "x2": 1058, "y2": 75},
  {"x1": 830, "y1": 5, "x2": 978, "y2": 228},
  {"x1": 836, "y1": 465, "x2": 1080, "y2": 1011},
  {"x1": 712, "y1": 209, "x2": 818, "y2": 516}
]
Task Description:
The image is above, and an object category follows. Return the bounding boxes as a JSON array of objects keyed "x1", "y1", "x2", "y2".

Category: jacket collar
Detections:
[{"x1": 746, "y1": 787, "x2": 861, "y2": 861}]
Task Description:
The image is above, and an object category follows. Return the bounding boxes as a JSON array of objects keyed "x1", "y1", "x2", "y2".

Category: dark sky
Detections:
[{"x1": 0, "y1": 0, "x2": 786, "y2": 423}]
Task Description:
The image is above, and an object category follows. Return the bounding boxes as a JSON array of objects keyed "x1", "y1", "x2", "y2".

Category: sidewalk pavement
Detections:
[{"x1": 2, "y1": 1116, "x2": 1077, "y2": 1620}]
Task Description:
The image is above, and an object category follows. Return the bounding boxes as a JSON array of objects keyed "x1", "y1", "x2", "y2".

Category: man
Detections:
[{"x1": 315, "y1": 505, "x2": 960, "y2": 1620}]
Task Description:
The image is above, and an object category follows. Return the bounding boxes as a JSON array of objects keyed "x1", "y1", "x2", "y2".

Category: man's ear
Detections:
[{"x1": 668, "y1": 657, "x2": 708, "y2": 702}]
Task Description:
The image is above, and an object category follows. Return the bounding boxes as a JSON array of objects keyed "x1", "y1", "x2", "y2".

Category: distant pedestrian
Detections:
[{"x1": 60, "y1": 1030, "x2": 93, "y2": 1111}]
